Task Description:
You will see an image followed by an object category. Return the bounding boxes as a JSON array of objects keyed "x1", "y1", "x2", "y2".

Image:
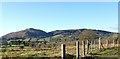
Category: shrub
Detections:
[{"x1": 19, "y1": 46, "x2": 24, "y2": 49}]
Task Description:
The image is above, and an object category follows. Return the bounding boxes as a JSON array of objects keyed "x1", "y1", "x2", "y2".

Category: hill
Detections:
[
  {"x1": 1, "y1": 28, "x2": 114, "y2": 40},
  {"x1": 2, "y1": 28, "x2": 49, "y2": 39}
]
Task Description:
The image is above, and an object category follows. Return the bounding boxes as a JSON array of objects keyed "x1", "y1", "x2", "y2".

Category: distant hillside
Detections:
[
  {"x1": 2, "y1": 28, "x2": 113, "y2": 40},
  {"x1": 2, "y1": 28, "x2": 49, "y2": 39},
  {"x1": 49, "y1": 29, "x2": 112, "y2": 36},
  {"x1": 48, "y1": 29, "x2": 85, "y2": 36}
]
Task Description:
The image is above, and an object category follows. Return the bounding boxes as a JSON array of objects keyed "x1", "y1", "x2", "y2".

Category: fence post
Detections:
[
  {"x1": 118, "y1": 38, "x2": 120, "y2": 58},
  {"x1": 99, "y1": 37, "x2": 101, "y2": 51},
  {"x1": 90, "y1": 40, "x2": 93, "y2": 52},
  {"x1": 106, "y1": 40, "x2": 109, "y2": 49},
  {"x1": 117, "y1": 40, "x2": 119, "y2": 47},
  {"x1": 82, "y1": 41, "x2": 85, "y2": 57},
  {"x1": 86, "y1": 40, "x2": 89, "y2": 54},
  {"x1": 93, "y1": 40, "x2": 96, "y2": 50},
  {"x1": 113, "y1": 40, "x2": 115, "y2": 47},
  {"x1": 76, "y1": 41, "x2": 80, "y2": 59},
  {"x1": 61, "y1": 44, "x2": 66, "y2": 59}
]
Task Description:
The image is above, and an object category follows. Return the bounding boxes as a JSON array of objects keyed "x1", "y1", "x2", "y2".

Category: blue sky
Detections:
[{"x1": 1, "y1": 2, "x2": 118, "y2": 36}]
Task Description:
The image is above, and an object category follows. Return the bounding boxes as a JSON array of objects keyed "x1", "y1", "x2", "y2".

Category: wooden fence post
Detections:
[
  {"x1": 76, "y1": 41, "x2": 80, "y2": 59},
  {"x1": 117, "y1": 38, "x2": 120, "y2": 59},
  {"x1": 90, "y1": 40, "x2": 93, "y2": 52},
  {"x1": 117, "y1": 40, "x2": 119, "y2": 47},
  {"x1": 113, "y1": 40, "x2": 115, "y2": 47},
  {"x1": 99, "y1": 37, "x2": 101, "y2": 51},
  {"x1": 93, "y1": 40, "x2": 96, "y2": 50},
  {"x1": 106, "y1": 40, "x2": 109, "y2": 49},
  {"x1": 82, "y1": 41, "x2": 85, "y2": 57},
  {"x1": 86, "y1": 40, "x2": 90, "y2": 54},
  {"x1": 61, "y1": 44, "x2": 66, "y2": 59}
]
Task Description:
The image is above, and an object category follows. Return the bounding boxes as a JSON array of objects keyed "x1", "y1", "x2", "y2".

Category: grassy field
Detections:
[{"x1": 0, "y1": 43, "x2": 119, "y2": 59}]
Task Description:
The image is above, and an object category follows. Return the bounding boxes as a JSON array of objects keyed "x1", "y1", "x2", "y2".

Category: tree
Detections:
[
  {"x1": 106, "y1": 33, "x2": 118, "y2": 44},
  {"x1": 79, "y1": 29, "x2": 97, "y2": 54},
  {"x1": 79, "y1": 29, "x2": 97, "y2": 41}
]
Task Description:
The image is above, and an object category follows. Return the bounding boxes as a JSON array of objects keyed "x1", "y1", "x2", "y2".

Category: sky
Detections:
[
  {"x1": 1, "y1": 0, "x2": 120, "y2": 2},
  {"x1": 0, "y1": 2, "x2": 118, "y2": 37}
]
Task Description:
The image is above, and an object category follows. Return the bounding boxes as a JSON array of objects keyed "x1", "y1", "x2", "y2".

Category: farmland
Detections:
[
  {"x1": 0, "y1": 28, "x2": 119, "y2": 59},
  {"x1": 0, "y1": 40, "x2": 119, "y2": 59}
]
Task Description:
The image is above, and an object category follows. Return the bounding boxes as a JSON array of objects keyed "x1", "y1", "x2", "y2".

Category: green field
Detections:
[{"x1": 0, "y1": 42, "x2": 119, "y2": 59}]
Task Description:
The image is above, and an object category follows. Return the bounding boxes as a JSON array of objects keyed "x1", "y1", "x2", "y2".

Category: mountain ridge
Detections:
[{"x1": 2, "y1": 28, "x2": 114, "y2": 40}]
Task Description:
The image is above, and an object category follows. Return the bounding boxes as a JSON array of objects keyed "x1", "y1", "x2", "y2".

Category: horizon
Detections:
[
  {"x1": 0, "y1": 27, "x2": 118, "y2": 37},
  {"x1": 1, "y1": 2, "x2": 118, "y2": 37},
  {"x1": 14, "y1": 27, "x2": 118, "y2": 33}
]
